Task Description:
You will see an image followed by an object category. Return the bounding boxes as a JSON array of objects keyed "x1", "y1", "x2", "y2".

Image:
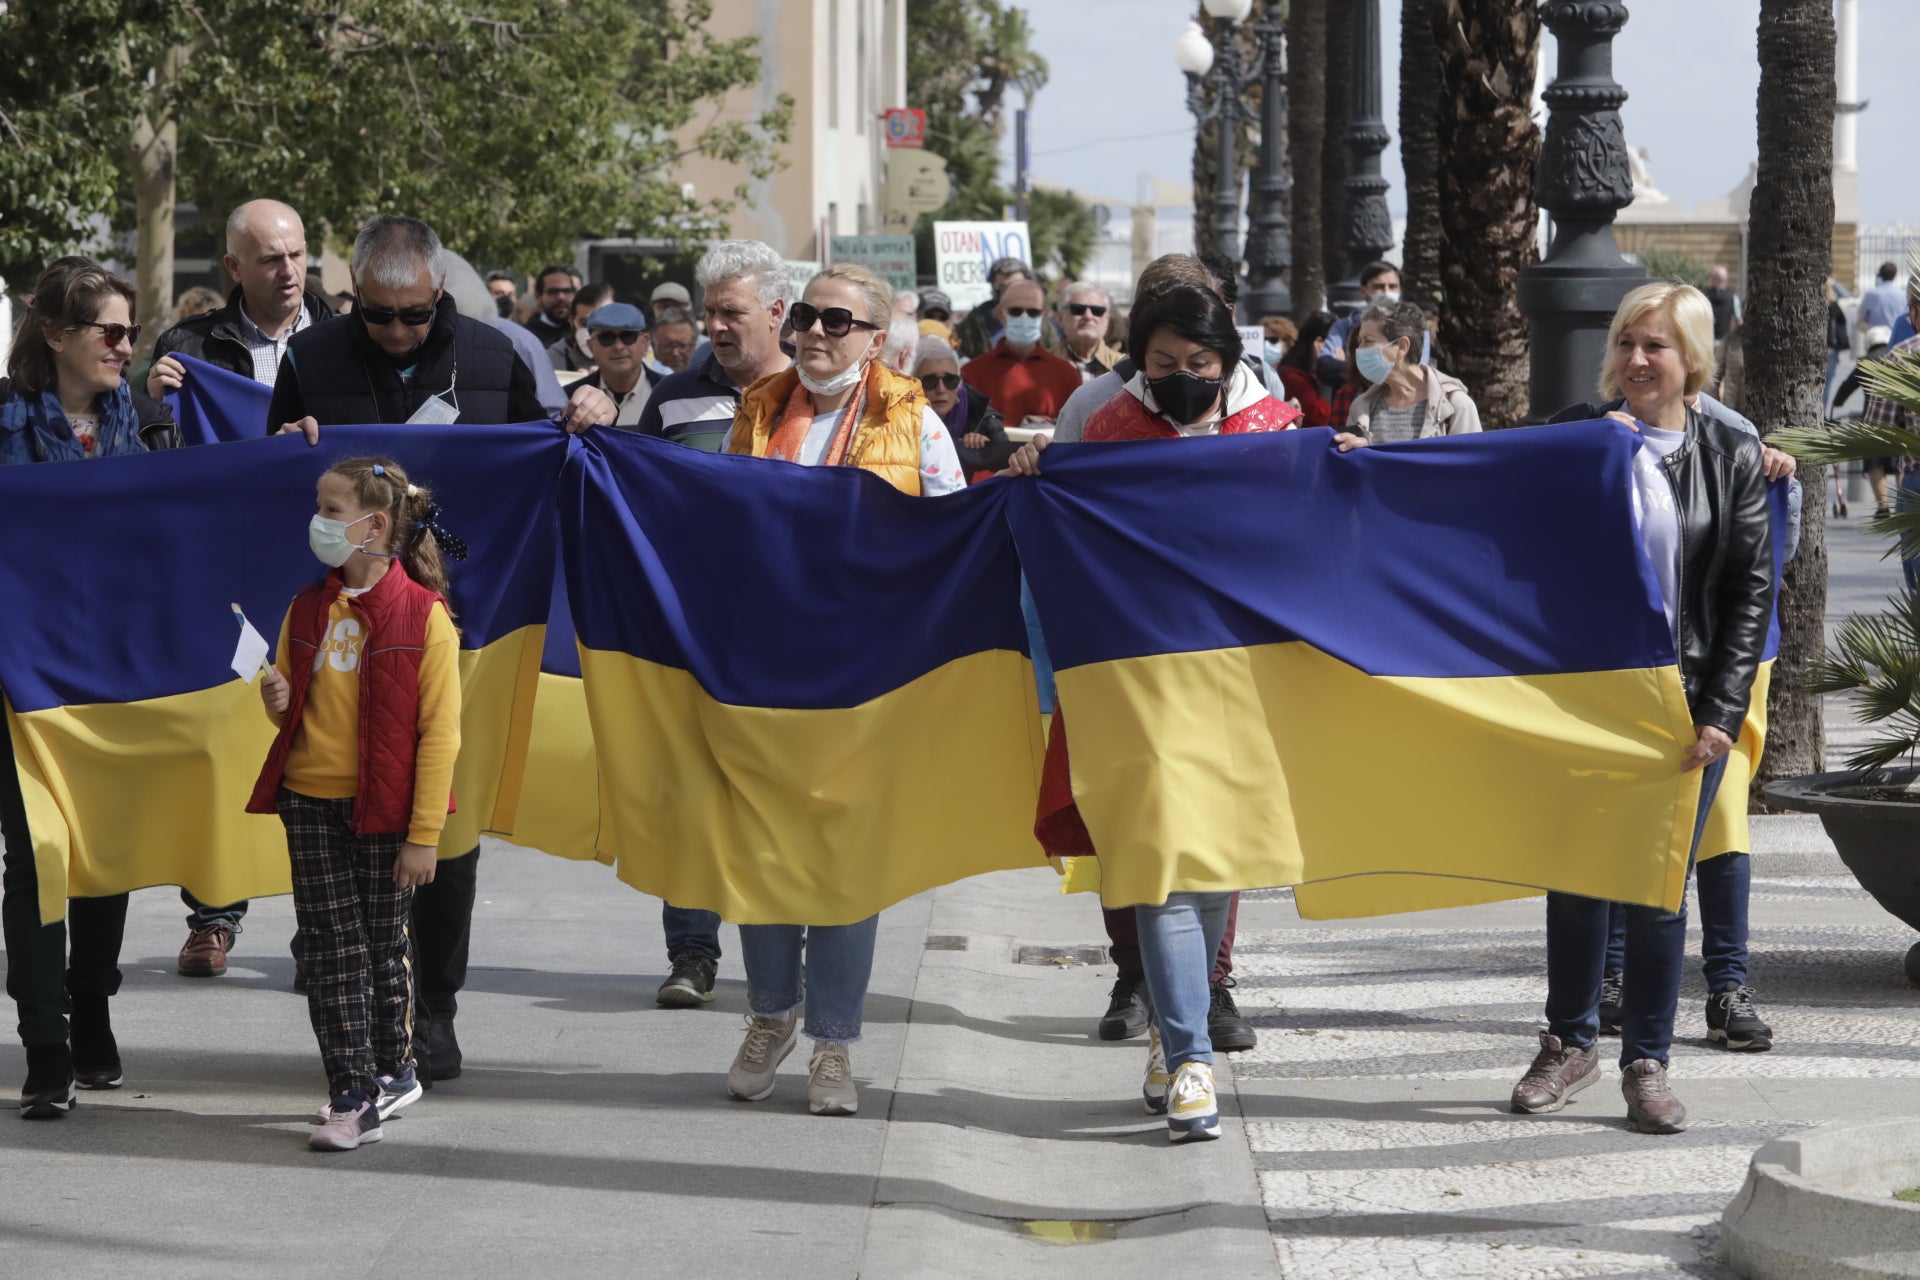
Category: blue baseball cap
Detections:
[{"x1": 586, "y1": 302, "x2": 647, "y2": 332}]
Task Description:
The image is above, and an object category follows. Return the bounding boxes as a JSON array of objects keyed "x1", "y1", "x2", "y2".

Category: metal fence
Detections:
[{"x1": 1856, "y1": 224, "x2": 1920, "y2": 296}]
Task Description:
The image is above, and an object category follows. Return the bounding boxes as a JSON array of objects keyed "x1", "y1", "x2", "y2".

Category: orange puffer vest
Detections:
[
  {"x1": 727, "y1": 361, "x2": 926, "y2": 494},
  {"x1": 246, "y1": 563, "x2": 454, "y2": 836}
]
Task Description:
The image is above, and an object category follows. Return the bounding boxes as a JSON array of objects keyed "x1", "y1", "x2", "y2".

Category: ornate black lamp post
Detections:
[
  {"x1": 1518, "y1": 1, "x2": 1644, "y2": 420},
  {"x1": 1242, "y1": 0, "x2": 1293, "y2": 321},
  {"x1": 1328, "y1": 0, "x2": 1394, "y2": 313},
  {"x1": 1174, "y1": 3, "x2": 1255, "y2": 269}
]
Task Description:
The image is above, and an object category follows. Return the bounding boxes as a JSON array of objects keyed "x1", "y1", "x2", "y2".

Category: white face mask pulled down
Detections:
[{"x1": 796, "y1": 348, "x2": 872, "y2": 397}]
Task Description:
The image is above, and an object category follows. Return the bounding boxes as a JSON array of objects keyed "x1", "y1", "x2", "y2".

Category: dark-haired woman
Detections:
[
  {"x1": 1006, "y1": 283, "x2": 1326, "y2": 1142},
  {"x1": 1, "y1": 257, "x2": 179, "y2": 1118},
  {"x1": 1275, "y1": 310, "x2": 1338, "y2": 427}
]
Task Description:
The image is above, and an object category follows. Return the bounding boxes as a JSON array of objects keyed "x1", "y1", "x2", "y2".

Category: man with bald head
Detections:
[
  {"x1": 959, "y1": 277, "x2": 1082, "y2": 426},
  {"x1": 148, "y1": 198, "x2": 339, "y2": 980},
  {"x1": 148, "y1": 198, "x2": 336, "y2": 398}
]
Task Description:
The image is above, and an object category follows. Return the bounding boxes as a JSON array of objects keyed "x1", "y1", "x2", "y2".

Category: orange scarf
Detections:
[{"x1": 765, "y1": 374, "x2": 869, "y2": 468}]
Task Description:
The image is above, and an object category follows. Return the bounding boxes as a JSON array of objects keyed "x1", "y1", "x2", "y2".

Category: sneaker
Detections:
[
  {"x1": 807, "y1": 1042, "x2": 858, "y2": 1116},
  {"x1": 1706, "y1": 986, "x2": 1774, "y2": 1052},
  {"x1": 1598, "y1": 971, "x2": 1624, "y2": 1036},
  {"x1": 70, "y1": 993, "x2": 122, "y2": 1090},
  {"x1": 313, "y1": 1065, "x2": 425, "y2": 1124},
  {"x1": 1621, "y1": 1058, "x2": 1688, "y2": 1133},
  {"x1": 656, "y1": 954, "x2": 718, "y2": 1008},
  {"x1": 309, "y1": 1090, "x2": 383, "y2": 1151},
  {"x1": 1098, "y1": 973, "x2": 1151, "y2": 1041},
  {"x1": 1208, "y1": 979, "x2": 1257, "y2": 1053},
  {"x1": 1142, "y1": 1025, "x2": 1169, "y2": 1115},
  {"x1": 1165, "y1": 1061, "x2": 1221, "y2": 1142},
  {"x1": 1510, "y1": 1031, "x2": 1601, "y2": 1114},
  {"x1": 177, "y1": 924, "x2": 235, "y2": 977},
  {"x1": 20, "y1": 1044, "x2": 75, "y2": 1121},
  {"x1": 727, "y1": 1012, "x2": 798, "y2": 1101}
]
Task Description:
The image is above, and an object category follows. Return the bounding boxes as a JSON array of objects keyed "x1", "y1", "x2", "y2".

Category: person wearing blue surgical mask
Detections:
[
  {"x1": 1343, "y1": 299, "x2": 1483, "y2": 444},
  {"x1": 960, "y1": 278, "x2": 1084, "y2": 427}
]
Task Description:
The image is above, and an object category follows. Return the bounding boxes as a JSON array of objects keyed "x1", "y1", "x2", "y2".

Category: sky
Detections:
[{"x1": 1003, "y1": 0, "x2": 1918, "y2": 227}]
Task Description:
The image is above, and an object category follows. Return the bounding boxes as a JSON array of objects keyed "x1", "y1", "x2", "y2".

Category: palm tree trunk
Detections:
[
  {"x1": 1749, "y1": 0, "x2": 1836, "y2": 795},
  {"x1": 1287, "y1": 0, "x2": 1328, "y2": 316},
  {"x1": 1321, "y1": 0, "x2": 1351, "y2": 293},
  {"x1": 1433, "y1": 1, "x2": 1540, "y2": 429},
  {"x1": 1398, "y1": 0, "x2": 1443, "y2": 322}
]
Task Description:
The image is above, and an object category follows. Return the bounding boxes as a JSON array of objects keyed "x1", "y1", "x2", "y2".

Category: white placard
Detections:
[{"x1": 932, "y1": 221, "x2": 1032, "y2": 311}]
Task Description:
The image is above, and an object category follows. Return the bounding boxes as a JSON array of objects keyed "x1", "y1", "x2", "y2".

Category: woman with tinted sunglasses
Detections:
[
  {"x1": 723, "y1": 263, "x2": 964, "y2": 1118},
  {"x1": 0, "y1": 256, "x2": 181, "y2": 1119},
  {"x1": 911, "y1": 334, "x2": 1015, "y2": 476}
]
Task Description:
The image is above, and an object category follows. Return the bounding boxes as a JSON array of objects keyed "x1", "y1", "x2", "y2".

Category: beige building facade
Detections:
[{"x1": 677, "y1": 0, "x2": 909, "y2": 261}]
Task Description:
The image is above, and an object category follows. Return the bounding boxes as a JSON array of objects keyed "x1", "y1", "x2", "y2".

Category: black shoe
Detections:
[
  {"x1": 1598, "y1": 970, "x2": 1624, "y2": 1037},
  {"x1": 21, "y1": 1044, "x2": 75, "y2": 1120},
  {"x1": 1097, "y1": 974, "x2": 1151, "y2": 1041},
  {"x1": 1208, "y1": 978, "x2": 1257, "y2": 1053},
  {"x1": 69, "y1": 994, "x2": 122, "y2": 1090},
  {"x1": 656, "y1": 954, "x2": 718, "y2": 1008},
  {"x1": 426, "y1": 1020, "x2": 463, "y2": 1080},
  {"x1": 292, "y1": 963, "x2": 307, "y2": 994},
  {"x1": 1706, "y1": 985, "x2": 1774, "y2": 1052}
]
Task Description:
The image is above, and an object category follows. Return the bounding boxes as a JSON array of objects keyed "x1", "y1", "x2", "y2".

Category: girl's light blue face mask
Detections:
[{"x1": 308, "y1": 511, "x2": 379, "y2": 568}]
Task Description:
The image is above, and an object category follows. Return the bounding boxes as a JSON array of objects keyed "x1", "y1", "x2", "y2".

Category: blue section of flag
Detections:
[{"x1": 163, "y1": 355, "x2": 272, "y2": 444}]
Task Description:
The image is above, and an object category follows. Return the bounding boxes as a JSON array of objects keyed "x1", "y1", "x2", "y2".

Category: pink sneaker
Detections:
[{"x1": 308, "y1": 1090, "x2": 382, "y2": 1151}]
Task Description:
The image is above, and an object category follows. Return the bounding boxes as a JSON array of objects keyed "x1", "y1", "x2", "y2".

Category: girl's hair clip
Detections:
[{"x1": 371, "y1": 464, "x2": 385, "y2": 476}]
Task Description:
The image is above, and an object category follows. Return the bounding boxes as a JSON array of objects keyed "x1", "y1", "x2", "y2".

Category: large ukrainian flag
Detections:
[
  {"x1": 0, "y1": 425, "x2": 565, "y2": 924},
  {"x1": 560, "y1": 430, "x2": 1047, "y2": 924},
  {"x1": 1007, "y1": 421, "x2": 1720, "y2": 918}
]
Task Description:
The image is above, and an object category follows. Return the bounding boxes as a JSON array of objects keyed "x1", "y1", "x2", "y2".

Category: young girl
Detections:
[{"x1": 248, "y1": 456, "x2": 463, "y2": 1152}]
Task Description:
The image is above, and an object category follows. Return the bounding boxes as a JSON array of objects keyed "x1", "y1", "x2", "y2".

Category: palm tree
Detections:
[
  {"x1": 1321, "y1": 0, "x2": 1352, "y2": 293},
  {"x1": 973, "y1": 3, "x2": 1048, "y2": 140},
  {"x1": 1287, "y1": 0, "x2": 1328, "y2": 316},
  {"x1": 1398, "y1": 0, "x2": 1443, "y2": 322},
  {"x1": 1433, "y1": 0, "x2": 1540, "y2": 430},
  {"x1": 1748, "y1": 0, "x2": 1838, "y2": 794}
]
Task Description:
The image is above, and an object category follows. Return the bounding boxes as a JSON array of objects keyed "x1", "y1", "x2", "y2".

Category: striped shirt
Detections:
[
  {"x1": 1863, "y1": 333, "x2": 1920, "y2": 431},
  {"x1": 634, "y1": 351, "x2": 765, "y2": 452}
]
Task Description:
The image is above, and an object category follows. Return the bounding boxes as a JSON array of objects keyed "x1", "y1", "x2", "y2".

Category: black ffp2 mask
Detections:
[{"x1": 1145, "y1": 369, "x2": 1224, "y2": 425}]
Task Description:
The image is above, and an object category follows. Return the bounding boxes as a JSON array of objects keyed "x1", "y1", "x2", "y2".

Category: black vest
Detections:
[{"x1": 287, "y1": 298, "x2": 522, "y2": 425}]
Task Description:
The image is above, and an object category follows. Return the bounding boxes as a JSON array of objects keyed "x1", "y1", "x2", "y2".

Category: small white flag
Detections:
[{"x1": 230, "y1": 603, "x2": 270, "y2": 684}]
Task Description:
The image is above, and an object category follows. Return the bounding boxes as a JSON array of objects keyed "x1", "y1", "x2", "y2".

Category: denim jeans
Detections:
[
  {"x1": 1136, "y1": 891, "x2": 1234, "y2": 1071},
  {"x1": 1603, "y1": 851, "x2": 1750, "y2": 991},
  {"x1": 1104, "y1": 893, "x2": 1238, "y2": 983},
  {"x1": 663, "y1": 902, "x2": 722, "y2": 962},
  {"x1": 1546, "y1": 756, "x2": 1726, "y2": 1067},
  {"x1": 739, "y1": 916, "x2": 880, "y2": 1043},
  {"x1": 181, "y1": 889, "x2": 248, "y2": 931}
]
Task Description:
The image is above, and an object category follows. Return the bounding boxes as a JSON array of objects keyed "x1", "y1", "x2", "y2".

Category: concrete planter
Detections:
[
  {"x1": 1721, "y1": 1119, "x2": 1920, "y2": 1278},
  {"x1": 1764, "y1": 769, "x2": 1920, "y2": 983}
]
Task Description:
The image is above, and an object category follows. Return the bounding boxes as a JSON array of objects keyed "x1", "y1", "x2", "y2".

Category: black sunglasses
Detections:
[
  {"x1": 922, "y1": 308, "x2": 951, "y2": 323},
  {"x1": 917, "y1": 372, "x2": 962, "y2": 392},
  {"x1": 358, "y1": 301, "x2": 437, "y2": 327},
  {"x1": 790, "y1": 302, "x2": 881, "y2": 338},
  {"x1": 591, "y1": 329, "x2": 644, "y2": 347},
  {"x1": 78, "y1": 321, "x2": 141, "y2": 348},
  {"x1": 1003, "y1": 306, "x2": 1045, "y2": 319},
  {"x1": 1068, "y1": 303, "x2": 1108, "y2": 318}
]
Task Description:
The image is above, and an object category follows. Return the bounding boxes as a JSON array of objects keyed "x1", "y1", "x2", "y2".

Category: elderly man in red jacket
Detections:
[{"x1": 960, "y1": 279, "x2": 1082, "y2": 427}]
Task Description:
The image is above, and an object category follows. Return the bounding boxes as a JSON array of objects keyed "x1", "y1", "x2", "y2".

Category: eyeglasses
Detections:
[
  {"x1": 1067, "y1": 303, "x2": 1108, "y2": 318},
  {"x1": 1003, "y1": 306, "x2": 1045, "y2": 319},
  {"x1": 77, "y1": 321, "x2": 141, "y2": 348},
  {"x1": 789, "y1": 302, "x2": 881, "y2": 338},
  {"x1": 591, "y1": 329, "x2": 643, "y2": 347},
  {"x1": 917, "y1": 372, "x2": 962, "y2": 392},
  {"x1": 358, "y1": 301, "x2": 437, "y2": 327}
]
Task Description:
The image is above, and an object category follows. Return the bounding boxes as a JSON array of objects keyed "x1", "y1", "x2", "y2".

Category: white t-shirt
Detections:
[
  {"x1": 1629, "y1": 426, "x2": 1686, "y2": 640},
  {"x1": 784, "y1": 404, "x2": 965, "y2": 496}
]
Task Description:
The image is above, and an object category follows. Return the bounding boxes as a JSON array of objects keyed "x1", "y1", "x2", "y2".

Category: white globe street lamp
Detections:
[
  {"x1": 1173, "y1": 21, "x2": 1214, "y2": 77},
  {"x1": 1202, "y1": 0, "x2": 1255, "y2": 22}
]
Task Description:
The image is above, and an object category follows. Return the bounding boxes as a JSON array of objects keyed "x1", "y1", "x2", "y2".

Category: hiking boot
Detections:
[
  {"x1": 1208, "y1": 979, "x2": 1257, "y2": 1053},
  {"x1": 426, "y1": 1020, "x2": 462, "y2": 1081},
  {"x1": 1510, "y1": 1031, "x2": 1601, "y2": 1114},
  {"x1": 177, "y1": 924, "x2": 235, "y2": 977},
  {"x1": 1165, "y1": 1061, "x2": 1220, "y2": 1142},
  {"x1": 70, "y1": 993, "x2": 122, "y2": 1091},
  {"x1": 1621, "y1": 1058, "x2": 1687, "y2": 1133},
  {"x1": 1706, "y1": 986, "x2": 1774, "y2": 1052},
  {"x1": 807, "y1": 1042, "x2": 858, "y2": 1116},
  {"x1": 1142, "y1": 1025, "x2": 1169, "y2": 1115},
  {"x1": 20, "y1": 1044, "x2": 75, "y2": 1120},
  {"x1": 727, "y1": 1011, "x2": 798, "y2": 1102},
  {"x1": 1598, "y1": 971, "x2": 1624, "y2": 1036},
  {"x1": 1097, "y1": 973, "x2": 1151, "y2": 1041},
  {"x1": 309, "y1": 1090, "x2": 383, "y2": 1151},
  {"x1": 656, "y1": 954, "x2": 718, "y2": 1008}
]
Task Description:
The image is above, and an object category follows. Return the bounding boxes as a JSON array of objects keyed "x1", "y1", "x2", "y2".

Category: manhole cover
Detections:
[
  {"x1": 924, "y1": 934, "x2": 969, "y2": 951},
  {"x1": 1012, "y1": 944, "x2": 1110, "y2": 967}
]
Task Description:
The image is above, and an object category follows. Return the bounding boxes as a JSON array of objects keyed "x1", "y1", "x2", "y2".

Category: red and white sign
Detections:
[{"x1": 882, "y1": 108, "x2": 926, "y2": 148}]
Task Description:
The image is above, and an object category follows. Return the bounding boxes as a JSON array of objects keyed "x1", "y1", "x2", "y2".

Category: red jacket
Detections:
[
  {"x1": 247, "y1": 563, "x2": 454, "y2": 836},
  {"x1": 961, "y1": 340, "x2": 1083, "y2": 425}
]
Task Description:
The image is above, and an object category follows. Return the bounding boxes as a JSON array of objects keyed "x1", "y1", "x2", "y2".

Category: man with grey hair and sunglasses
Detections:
[{"x1": 267, "y1": 215, "x2": 616, "y2": 1088}]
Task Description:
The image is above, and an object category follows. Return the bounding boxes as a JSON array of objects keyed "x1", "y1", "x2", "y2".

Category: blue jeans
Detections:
[
  {"x1": 181, "y1": 889, "x2": 247, "y2": 930},
  {"x1": 1603, "y1": 851, "x2": 1750, "y2": 990},
  {"x1": 1136, "y1": 891, "x2": 1234, "y2": 1071},
  {"x1": 663, "y1": 902, "x2": 721, "y2": 962},
  {"x1": 1546, "y1": 757, "x2": 1725, "y2": 1066},
  {"x1": 738, "y1": 916, "x2": 880, "y2": 1043}
]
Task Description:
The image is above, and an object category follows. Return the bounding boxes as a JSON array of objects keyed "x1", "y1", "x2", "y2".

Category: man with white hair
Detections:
[
  {"x1": 146, "y1": 197, "x2": 340, "y2": 980},
  {"x1": 1044, "y1": 280, "x2": 1123, "y2": 382}
]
